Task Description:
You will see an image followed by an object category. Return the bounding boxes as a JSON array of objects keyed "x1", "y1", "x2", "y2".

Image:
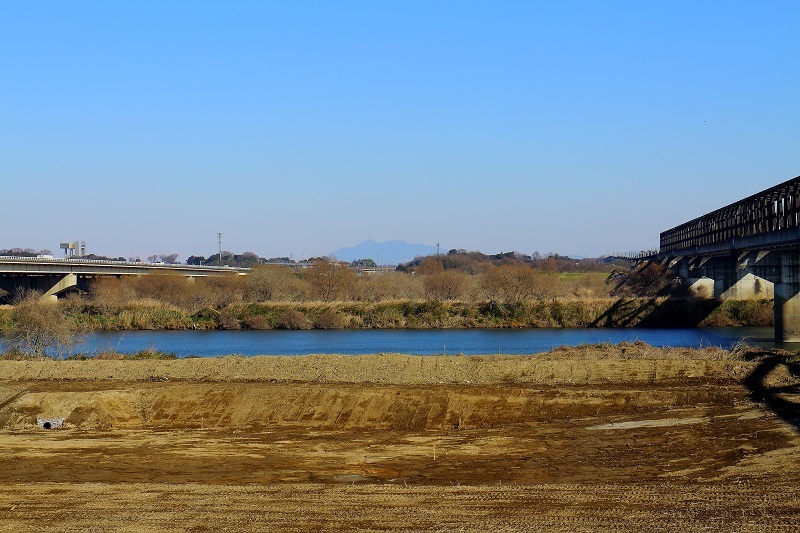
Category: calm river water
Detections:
[{"x1": 48, "y1": 327, "x2": 783, "y2": 357}]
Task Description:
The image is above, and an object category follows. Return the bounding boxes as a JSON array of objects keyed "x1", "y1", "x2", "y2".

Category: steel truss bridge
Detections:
[
  {"x1": 655, "y1": 175, "x2": 800, "y2": 340},
  {"x1": 660, "y1": 175, "x2": 800, "y2": 256}
]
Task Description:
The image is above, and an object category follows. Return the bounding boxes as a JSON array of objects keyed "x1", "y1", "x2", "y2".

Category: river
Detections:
[{"x1": 32, "y1": 326, "x2": 780, "y2": 357}]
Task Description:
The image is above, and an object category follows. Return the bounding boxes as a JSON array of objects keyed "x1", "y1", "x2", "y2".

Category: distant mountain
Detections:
[{"x1": 330, "y1": 240, "x2": 438, "y2": 266}]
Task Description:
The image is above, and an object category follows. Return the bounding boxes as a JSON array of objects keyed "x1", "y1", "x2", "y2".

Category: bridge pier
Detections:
[
  {"x1": 729, "y1": 250, "x2": 800, "y2": 341},
  {"x1": 761, "y1": 251, "x2": 800, "y2": 342},
  {"x1": 685, "y1": 277, "x2": 714, "y2": 298},
  {"x1": 670, "y1": 255, "x2": 772, "y2": 301},
  {"x1": 669, "y1": 257, "x2": 714, "y2": 298},
  {"x1": 709, "y1": 255, "x2": 772, "y2": 301},
  {"x1": 0, "y1": 273, "x2": 82, "y2": 303},
  {"x1": 41, "y1": 274, "x2": 78, "y2": 302},
  {"x1": 707, "y1": 257, "x2": 739, "y2": 301},
  {"x1": 669, "y1": 251, "x2": 800, "y2": 341}
]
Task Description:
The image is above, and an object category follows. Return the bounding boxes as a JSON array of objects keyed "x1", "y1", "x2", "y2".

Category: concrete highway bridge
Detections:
[
  {"x1": 0, "y1": 257, "x2": 247, "y2": 302},
  {"x1": 654, "y1": 174, "x2": 800, "y2": 340}
]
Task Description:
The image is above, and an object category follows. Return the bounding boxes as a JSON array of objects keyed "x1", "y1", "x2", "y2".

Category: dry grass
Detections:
[
  {"x1": 0, "y1": 269, "x2": 777, "y2": 334},
  {"x1": 0, "y1": 295, "x2": 775, "y2": 333}
]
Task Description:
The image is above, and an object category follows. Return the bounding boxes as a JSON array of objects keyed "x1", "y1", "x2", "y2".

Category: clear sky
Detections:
[{"x1": 2, "y1": 1, "x2": 798, "y2": 260}]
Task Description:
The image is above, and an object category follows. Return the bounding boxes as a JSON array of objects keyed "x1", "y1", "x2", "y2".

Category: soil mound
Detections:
[
  {"x1": 0, "y1": 343, "x2": 755, "y2": 386},
  {"x1": 1, "y1": 345, "x2": 798, "y2": 531}
]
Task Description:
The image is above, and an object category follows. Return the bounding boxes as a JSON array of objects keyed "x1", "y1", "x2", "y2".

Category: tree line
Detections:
[
  {"x1": 84, "y1": 257, "x2": 614, "y2": 310},
  {"x1": 1, "y1": 259, "x2": 776, "y2": 358}
]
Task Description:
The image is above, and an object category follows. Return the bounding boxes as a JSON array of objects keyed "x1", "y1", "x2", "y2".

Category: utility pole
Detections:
[
  {"x1": 436, "y1": 242, "x2": 440, "y2": 255},
  {"x1": 217, "y1": 232, "x2": 223, "y2": 265}
]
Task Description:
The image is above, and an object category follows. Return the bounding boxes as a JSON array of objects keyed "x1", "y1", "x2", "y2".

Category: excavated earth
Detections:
[{"x1": 0, "y1": 344, "x2": 798, "y2": 531}]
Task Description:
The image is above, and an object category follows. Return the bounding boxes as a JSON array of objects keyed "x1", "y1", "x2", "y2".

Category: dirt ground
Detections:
[{"x1": 0, "y1": 344, "x2": 798, "y2": 531}]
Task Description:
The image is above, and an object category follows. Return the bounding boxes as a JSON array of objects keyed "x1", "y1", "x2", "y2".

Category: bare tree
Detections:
[
  {"x1": 192, "y1": 275, "x2": 244, "y2": 309},
  {"x1": 303, "y1": 260, "x2": 355, "y2": 301},
  {"x1": 90, "y1": 277, "x2": 137, "y2": 315},
  {"x1": 423, "y1": 271, "x2": 467, "y2": 301},
  {"x1": 6, "y1": 292, "x2": 79, "y2": 358},
  {"x1": 351, "y1": 271, "x2": 424, "y2": 301},
  {"x1": 245, "y1": 265, "x2": 304, "y2": 302},
  {"x1": 416, "y1": 257, "x2": 444, "y2": 275},
  {"x1": 129, "y1": 272, "x2": 199, "y2": 309},
  {"x1": 480, "y1": 264, "x2": 551, "y2": 303}
]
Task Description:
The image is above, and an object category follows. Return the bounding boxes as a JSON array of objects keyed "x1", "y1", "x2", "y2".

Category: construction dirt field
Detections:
[{"x1": 0, "y1": 343, "x2": 798, "y2": 531}]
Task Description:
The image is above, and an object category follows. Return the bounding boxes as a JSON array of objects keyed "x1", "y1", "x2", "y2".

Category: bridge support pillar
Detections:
[
  {"x1": 696, "y1": 254, "x2": 773, "y2": 302},
  {"x1": 772, "y1": 252, "x2": 800, "y2": 342},
  {"x1": 670, "y1": 257, "x2": 716, "y2": 298},
  {"x1": 40, "y1": 274, "x2": 78, "y2": 302},
  {"x1": 715, "y1": 270, "x2": 772, "y2": 301},
  {"x1": 709, "y1": 258, "x2": 738, "y2": 302}
]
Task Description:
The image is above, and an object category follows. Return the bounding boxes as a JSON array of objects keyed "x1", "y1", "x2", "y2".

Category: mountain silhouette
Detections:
[{"x1": 330, "y1": 240, "x2": 438, "y2": 266}]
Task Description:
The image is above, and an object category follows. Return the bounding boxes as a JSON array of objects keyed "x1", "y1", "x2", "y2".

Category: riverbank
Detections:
[
  {"x1": 0, "y1": 297, "x2": 776, "y2": 332},
  {"x1": 0, "y1": 342, "x2": 764, "y2": 384},
  {"x1": 0, "y1": 344, "x2": 798, "y2": 530}
]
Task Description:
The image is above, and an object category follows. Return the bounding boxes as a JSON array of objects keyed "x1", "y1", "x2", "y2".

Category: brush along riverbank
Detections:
[{"x1": 0, "y1": 297, "x2": 775, "y2": 332}]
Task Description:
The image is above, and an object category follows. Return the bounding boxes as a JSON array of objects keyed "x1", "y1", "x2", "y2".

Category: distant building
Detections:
[{"x1": 60, "y1": 241, "x2": 86, "y2": 258}]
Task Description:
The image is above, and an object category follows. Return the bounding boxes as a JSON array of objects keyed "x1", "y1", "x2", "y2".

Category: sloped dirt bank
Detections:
[
  {"x1": 0, "y1": 345, "x2": 798, "y2": 531},
  {"x1": 0, "y1": 343, "x2": 760, "y2": 385}
]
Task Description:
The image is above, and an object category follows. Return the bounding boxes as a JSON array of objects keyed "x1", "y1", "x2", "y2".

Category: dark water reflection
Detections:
[{"x1": 57, "y1": 327, "x2": 786, "y2": 357}]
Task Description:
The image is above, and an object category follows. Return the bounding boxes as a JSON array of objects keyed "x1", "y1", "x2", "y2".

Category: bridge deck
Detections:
[{"x1": 0, "y1": 257, "x2": 247, "y2": 277}]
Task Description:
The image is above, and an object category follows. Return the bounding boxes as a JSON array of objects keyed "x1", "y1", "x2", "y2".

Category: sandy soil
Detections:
[{"x1": 0, "y1": 344, "x2": 798, "y2": 531}]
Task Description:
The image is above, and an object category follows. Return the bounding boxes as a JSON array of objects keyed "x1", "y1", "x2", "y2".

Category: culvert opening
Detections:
[{"x1": 37, "y1": 418, "x2": 64, "y2": 430}]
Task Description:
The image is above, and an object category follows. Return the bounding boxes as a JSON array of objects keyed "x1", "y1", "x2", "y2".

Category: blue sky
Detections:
[{"x1": 2, "y1": 1, "x2": 798, "y2": 260}]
